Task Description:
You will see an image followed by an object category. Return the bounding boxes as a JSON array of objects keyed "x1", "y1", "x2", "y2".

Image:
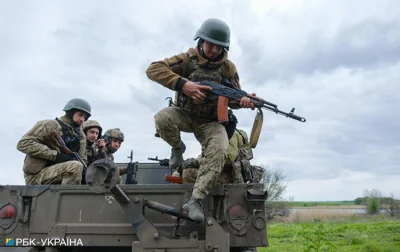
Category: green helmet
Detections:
[
  {"x1": 103, "y1": 128, "x2": 124, "y2": 142},
  {"x1": 194, "y1": 18, "x2": 231, "y2": 50},
  {"x1": 63, "y1": 98, "x2": 92, "y2": 117},
  {"x1": 83, "y1": 120, "x2": 103, "y2": 137}
]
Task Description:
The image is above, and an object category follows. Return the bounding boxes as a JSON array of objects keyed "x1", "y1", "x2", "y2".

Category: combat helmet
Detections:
[
  {"x1": 194, "y1": 18, "x2": 231, "y2": 50},
  {"x1": 103, "y1": 128, "x2": 124, "y2": 143},
  {"x1": 63, "y1": 98, "x2": 92, "y2": 118},
  {"x1": 83, "y1": 120, "x2": 103, "y2": 137}
]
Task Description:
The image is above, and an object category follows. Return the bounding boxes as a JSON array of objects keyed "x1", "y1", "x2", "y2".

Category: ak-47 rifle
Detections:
[
  {"x1": 46, "y1": 131, "x2": 88, "y2": 184},
  {"x1": 199, "y1": 80, "x2": 307, "y2": 123},
  {"x1": 125, "y1": 150, "x2": 138, "y2": 184}
]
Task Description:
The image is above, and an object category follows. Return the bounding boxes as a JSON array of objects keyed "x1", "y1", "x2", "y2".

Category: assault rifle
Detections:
[
  {"x1": 199, "y1": 80, "x2": 307, "y2": 123},
  {"x1": 45, "y1": 131, "x2": 88, "y2": 183},
  {"x1": 125, "y1": 150, "x2": 138, "y2": 184}
]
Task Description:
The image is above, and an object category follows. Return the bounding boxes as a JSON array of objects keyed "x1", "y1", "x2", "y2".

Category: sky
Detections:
[{"x1": 1, "y1": 0, "x2": 399, "y2": 201}]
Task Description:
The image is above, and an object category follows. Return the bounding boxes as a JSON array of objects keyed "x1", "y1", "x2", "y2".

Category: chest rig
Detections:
[
  {"x1": 236, "y1": 129, "x2": 254, "y2": 161},
  {"x1": 86, "y1": 144, "x2": 97, "y2": 165},
  {"x1": 176, "y1": 54, "x2": 226, "y2": 121},
  {"x1": 56, "y1": 118, "x2": 82, "y2": 153}
]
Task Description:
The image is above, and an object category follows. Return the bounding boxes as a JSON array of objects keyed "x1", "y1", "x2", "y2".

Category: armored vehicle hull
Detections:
[{"x1": 0, "y1": 159, "x2": 268, "y2": 252}]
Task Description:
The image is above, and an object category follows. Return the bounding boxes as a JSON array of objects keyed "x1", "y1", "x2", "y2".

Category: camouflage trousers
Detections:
[
  {"x1": 183, "y1": 167, "x2": 233, "y2": 185},
  {"x1": 183, "y1": 165, "x2": 265, "y2": 185},
  {"x1": 154, "y1": 106, "x2": 229, "y2": 199},
  {"x1": 24, "y1": 161, "x2": 83, "y2": 185}
]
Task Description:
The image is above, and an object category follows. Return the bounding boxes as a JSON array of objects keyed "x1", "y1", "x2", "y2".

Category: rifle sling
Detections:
[{"x1": 250, "y1": 109, "x2": 263, "y2": 148}]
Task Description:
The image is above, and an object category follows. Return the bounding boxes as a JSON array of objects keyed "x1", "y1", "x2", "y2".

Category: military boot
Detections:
[
  {"x1": 183, "y1": 197, "x2": 204, "y2": 222},
  {"x1": 169, "y1": 141, "x2": 186, "y2": 170}
]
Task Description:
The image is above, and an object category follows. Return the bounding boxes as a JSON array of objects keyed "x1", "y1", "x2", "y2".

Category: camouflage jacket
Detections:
[
  {"x1": 95, "y1": 147, "x2": 114, "y2": 162},
  {"x1": 86, "y1": 142, "x2": 99, "y2": 166},
  {"x1": 188, "y1": 130, "x2": 246, "y2": 167},
  {"x1": 146, "y1": 47, "x2": 241, "y2": 109},
  {"x1": 226, "y1": 130, "x2": 244, "y2": 165},
  {"x1": 17, "y1": 115, "x2": 87, "y2": 174}
]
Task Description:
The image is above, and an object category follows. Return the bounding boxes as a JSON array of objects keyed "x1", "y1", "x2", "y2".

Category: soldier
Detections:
[
  {"x1": 82, "y1": 120, "x2": 104, "y2": 166},
  {"x1": 96, "y1": 128, "x2": 124, "y2": 161},
  {"x1": 146, "y1": 18, "x2": 256, "y2": 222},
  {"x1": 94, "y1": 128, "x2": 128, "y2": 181},
  {"x1": 16, "y1": 98, "x2": 91, "y2": 185},
  {"x1": 182, "y1": 128, "x2": 264, "y2": 185}
]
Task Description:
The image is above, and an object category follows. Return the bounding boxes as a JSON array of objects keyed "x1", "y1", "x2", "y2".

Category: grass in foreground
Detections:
[{"x1": 258, "y1": 215, "x2": 400, "y2": 252}]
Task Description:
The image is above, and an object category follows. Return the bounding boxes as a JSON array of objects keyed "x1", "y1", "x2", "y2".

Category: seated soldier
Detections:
[
  {"x1": 96, "y1": 128, "x2": 124, "y2": 161},
  {"x1": 181, "y1": 128, "x2": 264, "y2": 185},
  {"x1": 93, "y1": 128, "x2": 127, "y2": 182},
  {"x1": 16, "y1": 98, "x2": 91, "y2": 185},
  {"x1": 82, "y1": 120, "x2": 104, "y2": 166}
]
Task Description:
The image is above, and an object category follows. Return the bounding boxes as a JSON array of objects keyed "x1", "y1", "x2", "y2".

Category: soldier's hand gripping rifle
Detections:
[
  {"x1": 46, "y1": 131, "x2": 88, "y2": 183},
  {"x1": 199, "y1": 80, "x2": 307, "y2": 123},
  {"x1": 125, "y1": 150, "x2": 138, "y2": 184}
]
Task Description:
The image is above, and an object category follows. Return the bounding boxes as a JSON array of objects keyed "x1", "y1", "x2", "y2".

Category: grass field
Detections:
[
  {"x1": 258, "y1": 210, "x2": 400, "y2": 252},
  {"x1": 290, "y1": 201, "x2": 356, "y2": 207}
]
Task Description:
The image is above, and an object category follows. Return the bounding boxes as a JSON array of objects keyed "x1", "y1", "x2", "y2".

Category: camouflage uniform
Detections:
[
  {"x1": 95, "y1": 128, "x2": 124, "y2": 162},
  {"x1": 94, "y1": 128, "x2": 125, "y2": 183},
  {"x1": 17, "y1": 115, "x2": 87, "y2": 185},
  {"x1": 146, "y1": 20, "x2": 241, "y2": 201},
  {"x1": 82, "y1": 120, "x2": 103, "y2": 166},
  {"x1": 182, "y1": 129, "x2": 264, "y2": 185}
]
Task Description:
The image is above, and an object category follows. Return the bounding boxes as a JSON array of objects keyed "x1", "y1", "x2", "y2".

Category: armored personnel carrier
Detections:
[{"x1": 0, "y1": 156, "x2": 268, "y2": 252}]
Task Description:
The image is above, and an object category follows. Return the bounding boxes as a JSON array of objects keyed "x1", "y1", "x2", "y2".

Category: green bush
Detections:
[{"x1": 367, "y1": 198, "x2": 381, "y2": 215}]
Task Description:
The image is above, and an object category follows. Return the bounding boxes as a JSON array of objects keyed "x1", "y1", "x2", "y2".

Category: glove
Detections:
[
  {"x1": 172, "y1": 170, "x2": 180, "y2": 177},
  {"x1": 55, "y1": 153, "x2": 74, "y2": 163},
  {"x1": 182, "y1": 158, "x2": 200, "y2": 169}
]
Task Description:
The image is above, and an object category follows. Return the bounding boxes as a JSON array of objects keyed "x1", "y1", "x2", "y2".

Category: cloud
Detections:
[{"x1": 1, "y1": 0, "x2": 399, "y2": 201}]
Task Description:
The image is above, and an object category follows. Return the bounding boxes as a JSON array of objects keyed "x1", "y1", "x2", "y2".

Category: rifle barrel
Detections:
[{"x1": 262, "y1": 105, "x2": 306, "y2": 122}]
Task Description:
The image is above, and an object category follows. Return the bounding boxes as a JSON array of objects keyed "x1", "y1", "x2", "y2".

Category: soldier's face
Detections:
[
  {"x1": 72, "y1": 111, "x2": 87, "y2": 126},
  {"x1": 86, "y1": 128, "x2": 99, "y2": 143},
  {"x1": 110, "y1": 138, "x2": 121, "y2": 152},
  {"x1": 202, "y1": 41, "x2": 223, "y2": 60}
]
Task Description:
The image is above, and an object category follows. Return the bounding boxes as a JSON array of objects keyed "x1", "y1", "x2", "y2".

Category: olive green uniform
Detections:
[
  {"x1": 147, "y1": 46, "x2": 243, "y2": 200},
  {"x1": 17, "y1": 115, "x2": 87, "y2": 185},
  {"x1": 182, "y1": 129, "x2": 264, "y2": 185},
  {"x1": 82, "y1": 119, "x2": 103, "y2": 166}
]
